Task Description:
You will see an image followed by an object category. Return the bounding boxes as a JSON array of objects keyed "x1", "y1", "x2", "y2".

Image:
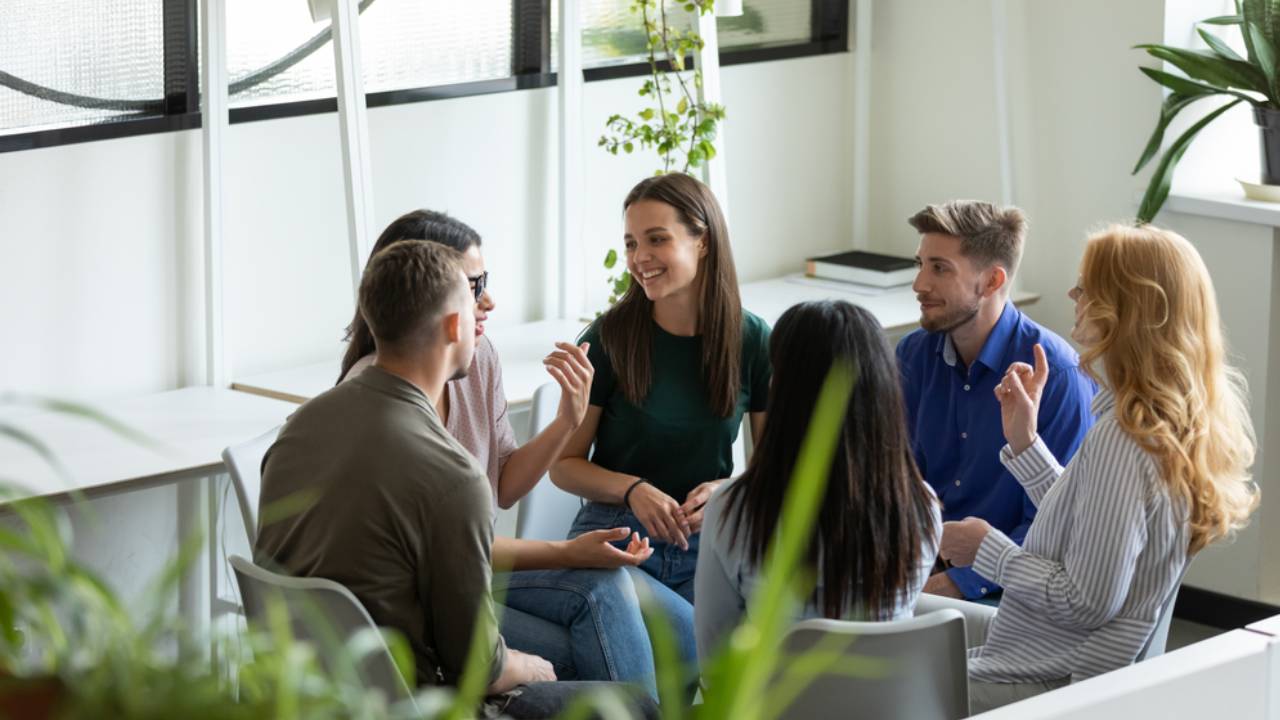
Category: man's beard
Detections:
[{"x1": 920, "y1": 295, "x2": 982, "y2": 334}]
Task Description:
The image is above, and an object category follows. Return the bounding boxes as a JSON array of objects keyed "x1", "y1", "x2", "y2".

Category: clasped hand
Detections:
[{"x1": 627, "y1": 480, "x2": 721, "y2": 551}]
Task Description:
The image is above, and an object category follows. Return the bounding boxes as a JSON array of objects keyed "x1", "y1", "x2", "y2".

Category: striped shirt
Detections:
[{"x1": 968, "y1": 388, "x2": 1189, "y2": 684}]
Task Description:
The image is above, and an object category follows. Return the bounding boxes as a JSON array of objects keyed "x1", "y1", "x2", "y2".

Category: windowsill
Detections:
[{"x1": 1165, "y1": 187, "x2": 1280, "y2": 228}]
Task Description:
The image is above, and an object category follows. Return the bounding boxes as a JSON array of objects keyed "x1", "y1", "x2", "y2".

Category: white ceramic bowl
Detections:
[{"x1": 1238, "y1": 177, "x2": 1280, "y2": 203}]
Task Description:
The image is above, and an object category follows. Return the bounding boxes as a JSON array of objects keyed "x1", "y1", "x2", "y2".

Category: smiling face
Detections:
[
  {"x1": 911, "y1": 232, "x2": 991, "y2": 333},
  {"x1": 623, "y1": 199, "x2": 707, "y2": 303},
  {"x1": 458, "y1": 244, "x2": 495, "y2": 337}
]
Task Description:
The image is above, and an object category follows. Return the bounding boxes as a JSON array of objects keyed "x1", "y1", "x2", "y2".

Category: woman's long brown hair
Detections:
[{"x1": 599, "y1": 173, "x2": 743, "y2": 417}]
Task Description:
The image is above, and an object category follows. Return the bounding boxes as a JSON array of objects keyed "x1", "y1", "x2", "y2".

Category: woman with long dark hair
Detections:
[
  {"x1": 694, "y1": 300, "x2": 941, "y2": 664},
  {"x1": 341, "y1": 209, "x2": 664, "y2": 696},
  {"x1": 551, "y1": 173, "x2": 772, "y2": 673}
]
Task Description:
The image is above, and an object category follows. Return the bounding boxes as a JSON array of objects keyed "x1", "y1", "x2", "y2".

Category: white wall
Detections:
[{"x1": 0, "y1": 52, "x2": 853, "y2": 398}]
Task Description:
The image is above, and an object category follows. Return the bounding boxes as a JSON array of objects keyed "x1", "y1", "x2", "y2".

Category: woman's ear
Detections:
[{"x1": 698, "y1": 231, "x2": 710, "y2": 259}]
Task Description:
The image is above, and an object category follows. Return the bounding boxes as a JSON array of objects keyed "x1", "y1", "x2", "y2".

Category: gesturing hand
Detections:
[
  {"x1": 543, "y1": 342, "x2": 594, "y2": 430},
  {"x1": 564, "y1": 527, "x2": 653, "y2": 568},
  {"x1": 995, "y1": 342, "x2": 1049, "y2": 455},
  {"x1": 627, "y1": 482, "x2": 691, "y2": 550},
  {"x1": 680, "y1": 480, "x2": 722, "y2": 534}
]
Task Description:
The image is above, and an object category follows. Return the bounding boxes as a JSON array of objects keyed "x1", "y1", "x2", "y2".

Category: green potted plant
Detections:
[
  {"x1": 596, "y1": 0, "x2": 728, "y2": 309},
  {"x1": 1133, "y1": 0, "x2": 1278, "y2": 222}
]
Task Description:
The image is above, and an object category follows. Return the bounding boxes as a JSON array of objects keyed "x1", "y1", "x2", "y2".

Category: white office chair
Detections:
[
  {"x1": 230, "y1": 555, "x2": 418, "y2": 708},
  {"x1": 221, "y1": 425, "x2": 280, "y2": 545},
  {"x1": 772, "y1": 609, "x2": 969, "y2": 720},
  {"x1": 515, "y1": 382, "x2": 585, "y2": 541}
]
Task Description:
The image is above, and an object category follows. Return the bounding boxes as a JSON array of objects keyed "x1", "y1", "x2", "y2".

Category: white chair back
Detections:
[
  {"x1": 1138, "y1": 562, "x2": 1191, "y2": 661},
  {"x1": 221, "y1": 425, "x2": 280, "y2": 546},
  {"x1": 515, "y1": 382, "x2": 584, "y2": 541},
  {"x1": 775, "y1": 609, "x2": 969, "y2": 720},
  {"x1": 230, "y1": 555, "x2": 418, "y2": 705}
]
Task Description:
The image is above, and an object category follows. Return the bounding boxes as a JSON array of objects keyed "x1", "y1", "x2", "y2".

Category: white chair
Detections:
[
  {"x1": 229, "y1": 555, "x2": 418, "y2": 707},
  {"x1": 773, "y1": 609, "x2": 969, "y2": 720},
  {"x1": 221, "y1": 425, "x2": 280, "y2": 545},
  {"x1": 515, "y1": 382, "x2": 584, "y2": 541},
  {"x1": 1138, "y1": 563, "x2": 1190, "y2": 661}
]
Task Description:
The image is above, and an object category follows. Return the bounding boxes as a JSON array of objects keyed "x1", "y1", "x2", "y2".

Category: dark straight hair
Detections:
[
  {"x1": 339, "y1": 209, "x2": 482, "y2": 383},
  {"x1": 722, "y1": 301, "x2": 938, "y2": 620},
  {"x1": 600, "y1": 173, "x2": 743, "y2": 417}
]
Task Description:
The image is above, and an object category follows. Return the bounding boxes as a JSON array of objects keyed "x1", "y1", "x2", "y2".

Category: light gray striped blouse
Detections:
[{"x1": 968, "y1": 388, "x2": 1189, "y2": 683}]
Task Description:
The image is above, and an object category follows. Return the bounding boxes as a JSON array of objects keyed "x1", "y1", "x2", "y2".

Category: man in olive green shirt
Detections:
[{"x1": 255, "y1": 241, "x2": 550, "y2": 700}]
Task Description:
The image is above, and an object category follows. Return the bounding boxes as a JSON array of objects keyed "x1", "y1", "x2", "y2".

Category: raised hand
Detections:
[
  {"x1": 543, "y1": 342, "x2": 594, "y2": 430},
  {"x1": 627, "y1": 482, "x2": 691, "y2": 550},
  {"x1": 995, "y1": 342, "x2": 1049, "y2": 455},
  {"x1": 680, "y1": 480, "x2": 722, "y2": 534}
]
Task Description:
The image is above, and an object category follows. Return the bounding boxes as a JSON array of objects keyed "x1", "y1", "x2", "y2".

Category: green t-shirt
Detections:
[{"x1": 581, "y1": 310, "x2": 772, "y2": 500}]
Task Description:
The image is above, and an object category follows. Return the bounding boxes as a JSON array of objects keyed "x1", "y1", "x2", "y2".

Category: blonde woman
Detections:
[{"x1": 936, "y1": 224, "x2": 1258, "y2": 713}]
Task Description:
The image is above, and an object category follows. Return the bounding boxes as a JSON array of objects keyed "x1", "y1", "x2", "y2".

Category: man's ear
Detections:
[
  {"x1": 984, "y1": 265, "x2": 1009, "y2": 298},
  {"x1": 442, "y1": 312, "x2": 462, "y2": 343}
]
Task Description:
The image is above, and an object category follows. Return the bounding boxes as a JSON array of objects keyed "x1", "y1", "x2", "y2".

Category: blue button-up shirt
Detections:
[{"x1": 896, "y1": 302, "x2": 1096, "y2": 599}]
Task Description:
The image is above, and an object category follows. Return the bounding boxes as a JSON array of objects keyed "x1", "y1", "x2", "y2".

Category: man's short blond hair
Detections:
[{"x1": 908, "y1": 200, "x2": 1027, "y2": 275}]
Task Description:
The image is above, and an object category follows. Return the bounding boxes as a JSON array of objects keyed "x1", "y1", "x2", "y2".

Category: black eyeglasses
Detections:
[{"x1": 467, "y1": 271, "x2": 489, "y2": 301}]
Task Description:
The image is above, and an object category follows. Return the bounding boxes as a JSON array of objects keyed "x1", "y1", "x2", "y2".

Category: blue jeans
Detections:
[
  {"x1": 567, "y1": 502, "x2": 698, "y2": 689},
  {"x1": 495, "y1": 568, "x2": 657, "y2": 699}
]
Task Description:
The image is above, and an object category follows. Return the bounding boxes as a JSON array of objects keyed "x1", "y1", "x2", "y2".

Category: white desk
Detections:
[
  {"x1": 229, "y1": 276, "x2": 1040, "y2": 409},
  {"x1": 0, "y1": 387, "x2": 297, "y2": 636},
  {"x1": 1, "y1": 387, "x2": 296, "y2": 502}
]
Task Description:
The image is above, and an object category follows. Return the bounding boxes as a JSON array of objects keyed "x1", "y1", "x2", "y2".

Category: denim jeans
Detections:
[
  {"x1": 494, "y1": 567, "x2": 657, "y2": 699},
  {"x1": 496, "y1": 680, "x2": 660, "y2": 720},
  {"x1": 567, "y1": 502, "x2": 699, "y2": 689}
]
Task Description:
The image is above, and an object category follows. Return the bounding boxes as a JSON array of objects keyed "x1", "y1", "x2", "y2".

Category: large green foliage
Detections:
[{"x1": 1134, "y1": 0, "x2": 1277, "y2": 222}]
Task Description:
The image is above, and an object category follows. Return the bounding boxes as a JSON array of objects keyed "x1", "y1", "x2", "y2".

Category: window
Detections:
[
  {"x1": 0, "y1": 0, "x2": 848, "y2": 152},
  {"x1": 227, "y1": 0, "x2": 515, "y2": 108},
  {"x1": 552, "y1": 0, "x2": 817, "y2": 70},
  {"x1": 0, "y1": 0, "x2": 166, "y2": 134}
]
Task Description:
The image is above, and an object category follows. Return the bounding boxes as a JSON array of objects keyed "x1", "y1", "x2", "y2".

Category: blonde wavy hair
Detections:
[{"x1": 1077, "y1": 225, "x2": 1258, "y2": 554}]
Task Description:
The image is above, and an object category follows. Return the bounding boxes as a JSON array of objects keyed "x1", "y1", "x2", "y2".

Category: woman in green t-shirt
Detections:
[{"x1": 551, "y1": 173, "x2": 771, "y2": 669}]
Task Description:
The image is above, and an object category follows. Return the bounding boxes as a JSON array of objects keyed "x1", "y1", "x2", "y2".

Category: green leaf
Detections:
[
  {"x1": 1137, "y1": 99, "x2": 1245, "y2": 222},
  {"x1": 603, "y1": 248, "x2": 618, "y2": 269},
  {"x1": 623, "y1": 141, "x2": 634, "y2": 153},
  {"x1": 677, "y1": 97, "x2": 688, "y2": 115},
  {"x1": 1133, "y1": 92, "x2": 1212, "y2": 173},
  {"x1": 1248, "y1": 21, "x2": 1280, "y2": 103},
  {"x1": 1201, "y1": 14, "x2": 1243, "y2": 25},
  {"x1": 639, "y1": 107, "x2": 655, "y2": 121},
  {"x1": 1198, "y1": 27, "x2": 1246, "y2": 61},
  {"x1": 1138, "y1": 44, "x2": 1269, "y2": 92},
  {"x1": 1139, "y1": 66, "x2": 1226, "y2": 96}
]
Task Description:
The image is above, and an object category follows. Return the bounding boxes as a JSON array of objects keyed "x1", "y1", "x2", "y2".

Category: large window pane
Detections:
[
  {"x1": 552, "y1": 0, "x2": 814, "y2": 70},
  {"x1": 0, "y1": 0, "x2": 165, "y2": 135},
  {"x1": 227, "y1": 0, "x2": 513, "y2": 109}
]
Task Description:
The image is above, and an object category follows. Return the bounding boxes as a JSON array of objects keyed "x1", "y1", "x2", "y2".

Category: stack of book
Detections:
[{"x1": 805, "y1": 250, "x2": 916, "y2": 288}]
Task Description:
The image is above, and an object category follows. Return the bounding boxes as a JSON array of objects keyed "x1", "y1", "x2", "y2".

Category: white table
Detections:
[
  {"x1": 229, "y1": 276, "x2": 1040, "y2": 409},
  {"x1": 0, "y1": 387, "x2": 297, "y2": 639}
]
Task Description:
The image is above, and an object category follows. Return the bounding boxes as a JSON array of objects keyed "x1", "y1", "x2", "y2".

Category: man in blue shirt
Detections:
[{"x1": 896, "y1": 201, "x2": 1095, "y2": 601}]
